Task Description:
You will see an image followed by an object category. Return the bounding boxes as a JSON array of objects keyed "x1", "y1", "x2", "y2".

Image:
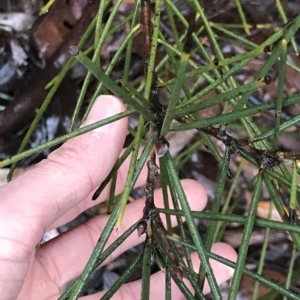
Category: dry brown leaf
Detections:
[
  {"x1": 33, "y1": 0, "x2": 89, "y2": 59},
  {"x1": 239, "y1": 269, "x2": 286, "y2": 299},
  {"x1": 256, "y1": 201, "x2": 284, "y2": 222}
]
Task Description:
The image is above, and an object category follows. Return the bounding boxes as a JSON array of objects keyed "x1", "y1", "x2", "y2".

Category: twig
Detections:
[{"x1": 138, "y1": 0, "x2": 183, "y2": 282}]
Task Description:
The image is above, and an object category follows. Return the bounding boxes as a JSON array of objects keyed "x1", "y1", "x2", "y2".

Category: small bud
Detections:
[
  {"x1": 144, "y1": 58, "x2": 150, "y2": 65},
  {"x1": 151, "y1": 86, "x2": 160, "y2": 96},
  {"x1": 137, "y1": 220, "x2": 147, "y2": 236},
  {"x1": 227, "y1": 170, "x2": 233, "y2": 179},
  {"x1": 156, "y1": 137, "x2": 170, "y2": 157},
  {"x1": 264, "y1": 75, "x2": 272, "y2": 84},
  {"x1": 173, "y1": 267, "x2": 183, "y2": 281},
  {"x1": 276, "y1": 151, "x2": 284, "y2": 159},
  {"x1": 263, "y1": 45, "x2": 273, "y2": 53},
  {"x1": 69, "y1": 46, "x2": 79, "y2": 56},
  {"x1": 213, "y1": 58, "x2": 219, "y2": 66}
]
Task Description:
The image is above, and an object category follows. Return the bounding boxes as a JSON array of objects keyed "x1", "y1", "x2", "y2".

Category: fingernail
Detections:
[{"x1": 81, "y1": 95, "x2": 124, "y2": 132}]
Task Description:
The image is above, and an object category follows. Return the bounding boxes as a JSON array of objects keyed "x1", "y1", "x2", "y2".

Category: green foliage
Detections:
[{"x1": 4, "y1": 0, "x2": 300, "y2": 299}]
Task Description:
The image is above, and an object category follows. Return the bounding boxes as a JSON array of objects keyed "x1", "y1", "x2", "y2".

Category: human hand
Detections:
[{"x1": 0, "y1": 95, "x2": 237, "y2": 300}]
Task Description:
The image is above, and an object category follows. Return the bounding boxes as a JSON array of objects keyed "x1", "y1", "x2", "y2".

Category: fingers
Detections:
[
  {"x1": 77, "y1": 243, "x2": 237, "y2": 300},
  {"x1": 48, "y1": 146, "x2": 149, "y2": 230},
  {"x1": 0, "y1": 95, "x2": 128, "y2": 250},
  {"x1": 29, "y1": 180, "x2": 207, "y2": 292}
]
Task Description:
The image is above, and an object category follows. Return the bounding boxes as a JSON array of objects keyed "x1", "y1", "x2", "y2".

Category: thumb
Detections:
[{"x1": 0, "y1": 95, "x2": 127, "y2": 247}]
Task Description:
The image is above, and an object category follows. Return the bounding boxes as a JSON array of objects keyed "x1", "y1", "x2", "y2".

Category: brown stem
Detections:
[
  {"x1": 141, "y1": 0, "x2": 152, "y2": 59},
  {"x1": 138, "y1": 0, "x2": 183, "y2": 282}
]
